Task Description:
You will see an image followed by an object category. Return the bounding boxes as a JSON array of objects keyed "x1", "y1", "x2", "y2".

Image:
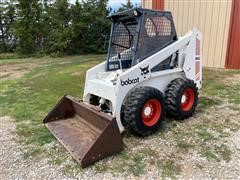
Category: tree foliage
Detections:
[
  {"x1": 0, "y1": 0, "x2": 133, "y2": 56},
  {"x1": 0, "y1": 1, "x2": 16, "y2": 52},
  {"x1": 117, "y1": 0, "x2": 134, "y2": 12},
  {"x1": 14, "y1": 0, "x2": 44, "y2": 54}
]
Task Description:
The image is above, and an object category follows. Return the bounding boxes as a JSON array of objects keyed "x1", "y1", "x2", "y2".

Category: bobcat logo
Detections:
[{"x1": 140, "y1": 65, "x2": 149, "y2": 78}]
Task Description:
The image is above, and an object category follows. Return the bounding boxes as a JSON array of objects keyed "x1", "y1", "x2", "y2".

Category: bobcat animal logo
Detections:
[{"x1": 140, "y1": 65, "x2": 149, "y2": 78}]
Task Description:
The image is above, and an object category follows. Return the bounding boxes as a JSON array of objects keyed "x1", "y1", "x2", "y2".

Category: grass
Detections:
[
  {"x1": 202, "y1": 68, "x2": 240, "y2": 104},
  {"x1": 93, "y1": 150, "x2": 147, "y2": 176},
  {"x1": 200, "y1": 144, "x2": 232, "y2": 162},
  {"x1": 215, "y1": 144, "x2": 232, "y2": 162},
  {"x1": 198, "y1": 96, "x2": 222, "y2": 109},
  {"x1": 0, "y1": 55, "x2": 104, "y2": 146},
  {"x1": 0, "y1": 53, "x2": 30, "y2": 60},
  {"x1": 196, "y1": 129, "x2": 216, "y2": 142},
  {"x1": 200, "y1": 147, "x2": 219, "y2": 161},
  {"x1": 169, "y1": 111, "x2": 238, "y2": 163},
  {"x1": 0, "y1": 55, "x2": 240, "y2": 177},
  {"x1": 112, "y1": 150, "x2": 147, "y2": 176},
  {"x1": 176, "y1": 140, "x2": 194, "y2": 152},
  {"x1": 159, "y1": 159, "x2": 181, "y2": 179}
]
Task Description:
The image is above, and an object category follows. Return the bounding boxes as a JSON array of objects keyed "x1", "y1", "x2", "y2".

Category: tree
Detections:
[
  {"x1": 68, "y1": 0, "x2": 111, "y2": 54},
  {"x1": 46, "y1": 0, "x2": 72, "y2": 55},
  {"x1": 117, "y1": 0, "x2": 134, "y2": 12},
  {"x1": 1, "y1": 0, "x2": 111, "y2": 55},
  {"x1": 14, "y1": 0, "x2": 43, "y2": 54},
  {"x1": 80, "y1": 0, "x2": 111, "y2": 53},
  {"x1": 69, "y1": 0, "x2": 86, "y2": 54},
  {"x1": 0, "y1": 1, "x2": 16, "y2": 52}
]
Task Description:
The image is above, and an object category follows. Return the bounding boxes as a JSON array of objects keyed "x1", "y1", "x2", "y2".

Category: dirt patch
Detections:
[
  {"x1": 0, "y1": 60, "x2": 80, "y2": 80},
  {"x1": 0, "y1": 63, "x2": 38, "y2": 80},
  {"x1": 223, "y1": 74, "x2": 240, "y2": 85},
  {"x1": 71, "y1": 72, "x2": 85, "y2": 77}
]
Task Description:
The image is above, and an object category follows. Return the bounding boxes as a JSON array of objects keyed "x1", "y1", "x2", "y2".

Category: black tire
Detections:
[
  {"x1": 165, "y1": 78, "x2": 198, "y2": 120},
  {"x1": 123, "y1": 87, "x2": 165, "y2": 136}
]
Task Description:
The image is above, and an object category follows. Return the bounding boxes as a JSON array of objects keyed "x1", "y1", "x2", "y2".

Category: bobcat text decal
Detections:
[{"x1": 121, "y1": 77, "x2": 139, "y2": 86}]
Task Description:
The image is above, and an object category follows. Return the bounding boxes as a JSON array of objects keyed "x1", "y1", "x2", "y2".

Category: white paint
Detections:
[
  {"x1": 144, "y1": 107, "x2": 151, "y2": 116},
  {"x1": 181, "y1": 94, "x2": 186, "y2": 104},
  {"x1": 83, "y1": 29, "x2": 202, "y2": 133}
]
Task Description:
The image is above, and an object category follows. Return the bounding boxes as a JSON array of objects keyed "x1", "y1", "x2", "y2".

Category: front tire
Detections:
[
  {"x1": 165, "y1": 78, "x2": 198, "y2": 120},
  {"x1": 123, "y1": 87, "x2": 165, "y2": 136}
]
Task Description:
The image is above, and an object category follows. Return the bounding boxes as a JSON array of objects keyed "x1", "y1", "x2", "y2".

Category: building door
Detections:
[{"x1": 226, "y1": 0, "x2": 240, "y2": 69}]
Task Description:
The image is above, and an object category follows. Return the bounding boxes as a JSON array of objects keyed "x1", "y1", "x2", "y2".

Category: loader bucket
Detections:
[{"x1": 43, "y1": 95, "x2": 124, "y2": 168}]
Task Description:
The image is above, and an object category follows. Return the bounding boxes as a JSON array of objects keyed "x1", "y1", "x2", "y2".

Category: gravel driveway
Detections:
[{"x1": 1, "y1": 102, "x2": 240, "y2": 179}]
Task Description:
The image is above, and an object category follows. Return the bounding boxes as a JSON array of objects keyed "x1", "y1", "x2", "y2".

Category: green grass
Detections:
[
  {"x1": 0, "y1": 53, "x2": 30, "y2": 60},
  {"x1": 0, "y1": 56, "x2": 239, "y2": 177},
  {"x1": 111, "y1": 150, "x2": 147, "y2": 176},
  {"x1": 200, "y1": 147, "x2": 219, "y2": 161},
  {"x1": 196, "y1": 129, "x2": 215, "y2": 142},
  {"x1": 198, "y1": 96, "x2": 222, "y2": 109},
  {"x1": 0, "y1": 54, "x2": 105, "y2": 65},
  {"x1": 200, "y1": 144, "x2": 232, "y2": 162},
  {"x1": 159, "y1": 159, "x2": 181, "y2": 179},
  {"x1": 0, "y1": 55, "x2": 104, "y2": 146},
  {"x1": 215, "y1": 144, "x2": 232, "y2": 162},
  {"x1": 202, "y1": 69, "x2": 240, "y2": 104},
  {"x1": 176, "y1": 141, "x2": 194, "y2": 152},
  {"x1": 93, "y1": 148, "x2": 161, "y2": 176}
]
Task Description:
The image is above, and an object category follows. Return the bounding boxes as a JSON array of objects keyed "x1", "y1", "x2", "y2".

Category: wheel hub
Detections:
[
  {"x1": 143, "y1": 106, "x2": 152, "y2": 116},
  {"x1": 181, "y1": 88, "x2": 195, "y2": 111},
  {"x1": 141, "y1": 99, "x2": 161, "y2": 127},
  {"x1": 181, "y1": 94, "x2": 187, "y2": 103}
]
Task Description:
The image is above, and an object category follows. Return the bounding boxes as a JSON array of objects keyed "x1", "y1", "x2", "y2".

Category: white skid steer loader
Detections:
[{"x1": 43, "y1": 8, "x2": 202, "y2": 168}]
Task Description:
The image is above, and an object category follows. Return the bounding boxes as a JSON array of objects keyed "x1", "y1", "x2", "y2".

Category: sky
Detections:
[
  {"x1": 108, "y1": 0, "x2": 141, "y2": 10},
  {"x1": 69, "y1": 0, "x2": 141, "y2": 10}
]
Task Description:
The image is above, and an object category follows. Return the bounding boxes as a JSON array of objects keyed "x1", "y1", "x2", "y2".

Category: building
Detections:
[{"x1": 141, "y1": 0, "x2": 240, "y2": 69}]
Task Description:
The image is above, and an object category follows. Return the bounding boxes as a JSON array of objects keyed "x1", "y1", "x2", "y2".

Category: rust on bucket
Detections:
[{"x1": 43, "y1": 95, "x2": 124, "y2": 168}]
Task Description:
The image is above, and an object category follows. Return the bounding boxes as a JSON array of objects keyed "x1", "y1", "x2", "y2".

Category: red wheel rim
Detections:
[
  {"x1": 181, "y1": 88, "x2": 195, "y2": 111},
  {"x1": 141, "y1": 99, "x2": 161, "y2": 127}
]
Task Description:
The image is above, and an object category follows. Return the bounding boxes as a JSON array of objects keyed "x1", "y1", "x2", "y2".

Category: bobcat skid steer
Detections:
[{"x1": 43, "y1": 8, "x2": 202, "y2": 168}]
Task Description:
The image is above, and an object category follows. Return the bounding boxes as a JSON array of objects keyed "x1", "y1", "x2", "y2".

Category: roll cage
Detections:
[{"x1": 106, "y1": 8, "x2": 178, "y2": 71}]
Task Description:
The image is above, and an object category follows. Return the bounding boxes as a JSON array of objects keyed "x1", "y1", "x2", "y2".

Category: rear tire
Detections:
[
  {"x1": 165, "y1": 78, "x2": 198, "y2": 120},
  {"x1": 123, "y1": 87, "x2": 165, "y2": 136}
]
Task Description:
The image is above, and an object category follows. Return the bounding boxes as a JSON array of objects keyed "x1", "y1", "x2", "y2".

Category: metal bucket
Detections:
[{"x1": 43, "y1": 95, "x2": 124, "y2": 168}]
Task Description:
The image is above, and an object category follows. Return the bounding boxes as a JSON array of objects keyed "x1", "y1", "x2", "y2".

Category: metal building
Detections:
[{"x1": 142, "y1": 0, "x2": 240, "y2": 69}]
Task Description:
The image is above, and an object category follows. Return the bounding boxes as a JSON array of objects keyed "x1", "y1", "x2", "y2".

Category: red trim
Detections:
[
  {"x1": 181, "y1": 88, "x2": 195, "y2": 112},
  {"x1": 141, "y1": 99, "x2": 161, "y2": 127},
  {"x1": 226, "y1": 0, "x2": 240, "y2": 69},
  {"x1": 152, "y1": 0, "x2": 164, "y2": 10}
]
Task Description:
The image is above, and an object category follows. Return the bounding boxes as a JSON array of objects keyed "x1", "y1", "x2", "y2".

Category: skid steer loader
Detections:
[{"x1": 43, "y1": 8, "x2": 202, "y2": 168}]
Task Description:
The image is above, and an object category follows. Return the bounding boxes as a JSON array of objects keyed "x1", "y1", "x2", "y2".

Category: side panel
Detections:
[
  {"x1": 83, "y1": 61, "x2": 106, "y2": 101},
  {"x1": 183, "y1": 29, "x2": 202, "y2": 89}
]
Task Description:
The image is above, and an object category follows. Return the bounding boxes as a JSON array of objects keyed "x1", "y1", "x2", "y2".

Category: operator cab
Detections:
[{"x1": 107, "y1": 8, "x2": 178, "y2": 71}]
